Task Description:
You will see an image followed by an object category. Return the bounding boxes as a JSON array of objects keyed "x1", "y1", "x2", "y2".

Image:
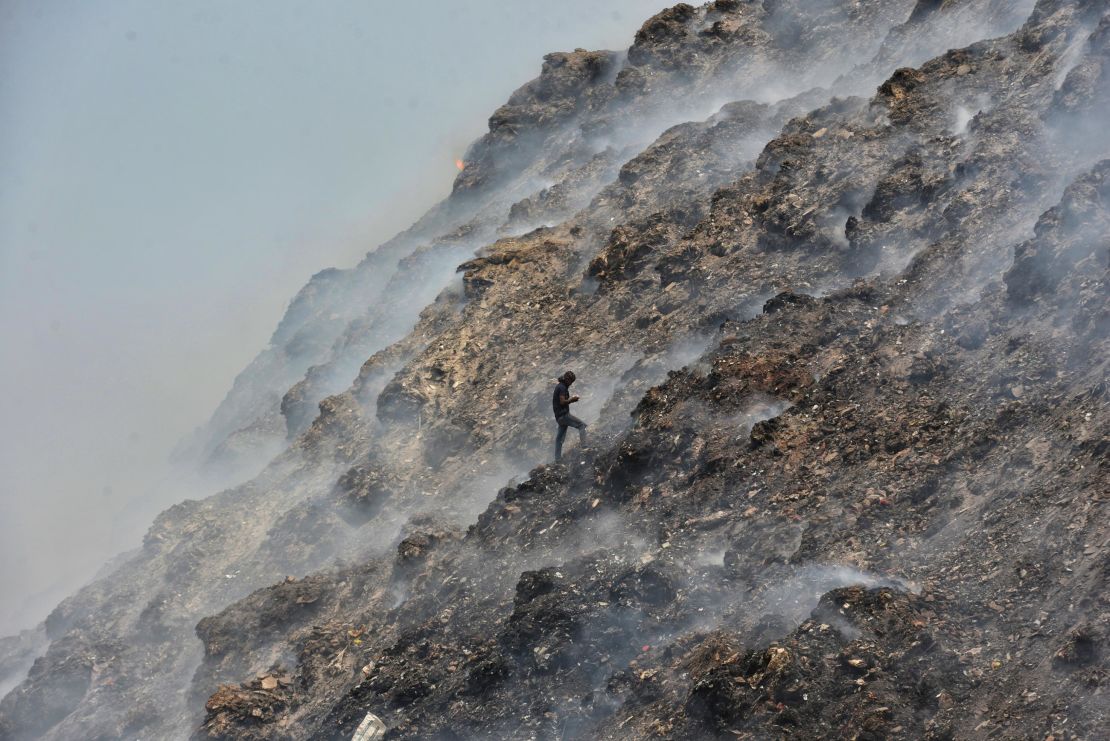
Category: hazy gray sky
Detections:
[{"x1": 0, "y1": 0, "x2": 663, "y2": 635}]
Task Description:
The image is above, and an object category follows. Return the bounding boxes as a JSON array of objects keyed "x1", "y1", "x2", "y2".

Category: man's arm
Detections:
[{"x1": 559, "y1": 393, "x2": 579, "y2": 407}]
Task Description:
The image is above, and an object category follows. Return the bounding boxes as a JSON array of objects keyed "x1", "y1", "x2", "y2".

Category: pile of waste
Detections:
[{"x1": 1, "y1": 1, "x2": 1106, "y2": 739}]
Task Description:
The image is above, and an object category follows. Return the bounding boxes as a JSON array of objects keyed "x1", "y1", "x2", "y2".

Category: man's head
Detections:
[{"x1": 561, "y1": 371, "x2": 576, "y2": 385}]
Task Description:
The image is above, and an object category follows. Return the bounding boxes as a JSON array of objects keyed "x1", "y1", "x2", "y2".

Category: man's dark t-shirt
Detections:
[{"x1": 552, "y1": 382, "x2": 570, "y2": 419}]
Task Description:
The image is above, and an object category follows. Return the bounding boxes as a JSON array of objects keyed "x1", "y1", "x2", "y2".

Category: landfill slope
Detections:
[{"x1": 1, "y1": 1, "x2": 1108, "y2": 740}]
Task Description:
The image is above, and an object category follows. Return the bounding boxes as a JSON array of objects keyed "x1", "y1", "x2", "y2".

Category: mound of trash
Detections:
[{"x1": 1, "y1": 1, "x2": 1106, "y2": 739}]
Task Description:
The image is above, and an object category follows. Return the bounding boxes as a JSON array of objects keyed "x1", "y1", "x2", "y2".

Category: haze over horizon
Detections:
[{"x1": 0, "y1": 0, "x2": 663, "y2": 637}]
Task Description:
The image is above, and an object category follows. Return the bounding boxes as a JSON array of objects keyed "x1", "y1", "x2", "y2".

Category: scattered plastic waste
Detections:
[{"x1": 351, "y1": 711, "x2": 386, "y2": 741}]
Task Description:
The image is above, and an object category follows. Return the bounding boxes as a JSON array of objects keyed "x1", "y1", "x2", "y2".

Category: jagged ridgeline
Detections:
[{"x1": 1, "y1": 0, "x2": 1107, "y2": 739}]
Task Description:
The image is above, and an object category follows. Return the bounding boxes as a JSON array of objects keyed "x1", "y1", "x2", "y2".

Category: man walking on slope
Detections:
[{"x1": 553, "y1": 371, "x2": 586, "y2": 461}]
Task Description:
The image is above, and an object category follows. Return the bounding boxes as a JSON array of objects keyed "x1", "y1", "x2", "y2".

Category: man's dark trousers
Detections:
[{"x1": 554, "y1": 414, "x2": 586, "y2": 461}]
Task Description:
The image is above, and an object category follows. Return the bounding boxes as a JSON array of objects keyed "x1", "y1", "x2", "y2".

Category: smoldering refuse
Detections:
[{"x1": 7, "y1": 2, "x2": 1110, "y2": 739}]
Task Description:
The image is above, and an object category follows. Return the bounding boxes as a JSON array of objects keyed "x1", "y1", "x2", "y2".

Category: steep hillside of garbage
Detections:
[
  {"x1": 2, "y1": 1, "x2": 1107, "y2": 740},
  {"x1": 184, "y1": 0, "x2": 1033, "y2": 476}
]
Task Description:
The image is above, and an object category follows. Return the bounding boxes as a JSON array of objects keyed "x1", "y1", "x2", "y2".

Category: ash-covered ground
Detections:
[{"x1": 1, "y1": 1, "x2": 1107, "y2": 739}]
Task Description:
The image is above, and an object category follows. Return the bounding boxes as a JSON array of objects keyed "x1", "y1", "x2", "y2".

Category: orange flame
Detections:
[{"x1": 455, "y1": 158, "x2": 465, "y2": 171}]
